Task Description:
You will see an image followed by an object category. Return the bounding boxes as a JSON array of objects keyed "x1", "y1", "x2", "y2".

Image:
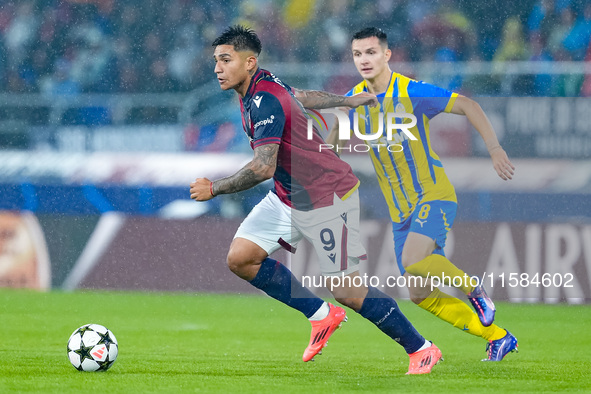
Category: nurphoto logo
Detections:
[{"x1": 307, "y1": 108, "x2": 418, "y2": 153}]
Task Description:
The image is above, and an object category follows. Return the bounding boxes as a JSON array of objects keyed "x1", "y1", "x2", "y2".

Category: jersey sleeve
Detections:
[
  {"x1": 250, "y1": 91, "x2": 286, "y2": 148},
  {"x1": 407, "y1": 80, "x2": 458, "y2": 119},
  {"x1": 344, "y1": 88, "x2": 356, "y2": 129}
]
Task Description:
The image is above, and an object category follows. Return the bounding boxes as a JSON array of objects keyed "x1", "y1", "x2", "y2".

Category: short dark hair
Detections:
[
  {"x1": 351, "y1": 27, "x2": 388, "y2": 47},
  {"x1": 212, "y1": 25, "x2": 262, "y2": 55}
]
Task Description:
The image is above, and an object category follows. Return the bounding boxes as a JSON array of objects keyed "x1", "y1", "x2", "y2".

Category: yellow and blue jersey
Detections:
[{"x1": 345, "y1": 72, "x2": 459, "y2": 223}]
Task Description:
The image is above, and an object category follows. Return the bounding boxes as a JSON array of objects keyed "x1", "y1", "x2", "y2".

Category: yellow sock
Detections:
[
  {"x1": 406, "y1": 254, "x2": 473, "y2": 294},
  {"x1": 418, "y1": 288, "x2": 506, "y2": 341}
]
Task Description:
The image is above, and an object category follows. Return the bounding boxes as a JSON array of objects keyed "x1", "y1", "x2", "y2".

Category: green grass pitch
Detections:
[{"x1": 1, "y1": 289, "x2": 590, "y2": 393}]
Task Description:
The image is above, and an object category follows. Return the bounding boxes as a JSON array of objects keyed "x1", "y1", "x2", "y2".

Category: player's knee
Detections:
[
  {"x1": 400, "y1": 233, "x2": 437, "y2": 269},
  {"x1": 225, "y1": 254, "x2": 238, "y2": 271},
  {"x1": 226, "y1": 241, "x2": 267, "y2": 280},
  {"x1": 409, "y1": 294, "x2": 425, "y2": 305},
  {"x1": 226, "y1": 249, "x2": 256, "y2": 278},
  {"x1": 401, "y1": 255, "x2": 412, "y2": 269},
  {"x1": 401, "y1": 250, "x2": 423, "y2": 269}
]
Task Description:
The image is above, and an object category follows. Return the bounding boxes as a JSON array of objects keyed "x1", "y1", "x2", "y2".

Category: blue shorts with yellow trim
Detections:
[{"x1": 392, "y1": 200, "x2": 457, "y2": 275}]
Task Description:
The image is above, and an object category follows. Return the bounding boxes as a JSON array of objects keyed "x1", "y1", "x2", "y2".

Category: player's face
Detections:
[
  {"x1": 213, "y1": 45, "x2": 255, "y2": 94},
  {"x1": 351, "y1": 37, "x2": 391, "y2": 80}
]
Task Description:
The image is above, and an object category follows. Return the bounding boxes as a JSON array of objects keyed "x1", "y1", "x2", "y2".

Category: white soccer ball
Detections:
[{"x1": 67, "y1": 324, "x2": 118, "y2": 371}]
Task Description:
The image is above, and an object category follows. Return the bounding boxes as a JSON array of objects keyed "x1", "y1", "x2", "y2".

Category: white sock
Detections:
[
  {"x1": 308, "y1": 302, "x2": 330, "y2": 321},
  {"x1": 416, "y1": 340, "x2": 432, "y2": 352}
]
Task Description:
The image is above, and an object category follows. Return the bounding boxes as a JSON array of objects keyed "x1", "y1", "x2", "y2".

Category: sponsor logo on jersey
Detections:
[{"x1": 253, "y1": 115, "x2": 275, "y2": 129}]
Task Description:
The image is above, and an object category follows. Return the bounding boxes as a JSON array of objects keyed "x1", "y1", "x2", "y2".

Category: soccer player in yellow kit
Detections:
[{"x1": 327, "y1": 27, "x2": 518, "y2": 361}]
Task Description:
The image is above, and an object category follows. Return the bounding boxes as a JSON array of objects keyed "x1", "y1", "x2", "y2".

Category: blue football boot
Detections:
[
  {"x1": 482, "y1": 330, "x2": 518, "y2": 361},
  {"x1": 468, "y1": 280, "x2": 496, "y2": 327}
]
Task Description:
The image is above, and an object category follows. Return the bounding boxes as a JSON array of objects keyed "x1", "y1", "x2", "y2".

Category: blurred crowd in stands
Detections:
[{"x1": 0, "y1": 0, "x2": 590, "y2": 96}]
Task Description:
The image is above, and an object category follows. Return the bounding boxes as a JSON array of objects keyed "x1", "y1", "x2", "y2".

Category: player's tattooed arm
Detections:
[
  {"x1": 190, "y1": 144, "x2": 278, "y2": 201},
  {"x1": 212, "y1": 143, "x2": 279, "y2": 195},
  {"x1": 292, "y1": 88, "x2": 347, "y2": 109},
  {"x1": 292, "y1": 88, "x2": 378, "y2": 109}
]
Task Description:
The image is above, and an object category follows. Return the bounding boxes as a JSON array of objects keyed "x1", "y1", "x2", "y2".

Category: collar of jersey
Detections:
[
  {"x1": 363, "y1": 71, "x2": 394, "y2": 98},
  {"x1": 243, "y1": 68, "x2": 265, "y2": 102}
]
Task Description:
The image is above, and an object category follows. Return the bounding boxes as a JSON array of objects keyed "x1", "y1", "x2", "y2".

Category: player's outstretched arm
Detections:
[
  {"x1": 450, "y1": 95, "x2": 516, "y2": 181},
  {"x1": 190, "y1": 144, "x2": 279, "y2": 201},
  {"x1": 293, "y1": 89, "x2": 378, "y2": 109}
]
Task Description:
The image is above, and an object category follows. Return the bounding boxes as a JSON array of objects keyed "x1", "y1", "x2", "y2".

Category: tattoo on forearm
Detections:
[
  {"x1": 213, "y1": 168, "x2": 263, "y2": 195},
  {"x1": 295, "y1": 89, "x2": 347, "y2": 109},
  {"x1": 212, "y1": 144, "x2": 279, "y2": 195}
]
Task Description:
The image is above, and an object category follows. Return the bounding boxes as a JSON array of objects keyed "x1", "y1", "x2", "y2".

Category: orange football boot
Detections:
[
  {"x1": 406, "y1": 343, "x2": 443, "y2": 375},
  {"x1": 302, "y1": 303, "x2": 347, "y2": 362}
]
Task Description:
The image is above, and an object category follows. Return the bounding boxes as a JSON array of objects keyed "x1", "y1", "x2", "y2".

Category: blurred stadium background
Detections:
[{"x1": 0, "y1": 0, "x2": 590, "y2": 303}]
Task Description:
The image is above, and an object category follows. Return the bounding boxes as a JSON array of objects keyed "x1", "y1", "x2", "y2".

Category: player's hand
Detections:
[
  {"x1": 344, "y1": 92, "x2": 378, "y2": 109},
  {"x1": 490, "y1": 148, "x2": 515, "y2": 181},
  {"x1": 190, "y1": 177, "x2": 215, "y2": 201}
]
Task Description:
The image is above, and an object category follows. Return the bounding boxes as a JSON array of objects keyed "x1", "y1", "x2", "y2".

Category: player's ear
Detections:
[
  {"x1": 384, "y1": 48, "x2": 392, "y2": 62},
  {"x1": 246, "y1": 55, "x2": 258, "y2": 73}
]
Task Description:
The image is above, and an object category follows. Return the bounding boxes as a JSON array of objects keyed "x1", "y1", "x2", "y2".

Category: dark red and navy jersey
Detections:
[{"x1": 239, "y1": 68, "x2": 359, "y2": 211}]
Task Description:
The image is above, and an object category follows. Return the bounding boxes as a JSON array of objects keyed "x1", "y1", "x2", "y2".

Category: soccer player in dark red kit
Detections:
[{"x1": 190, "y1": 25, "x2": 440, "y2": 374}]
